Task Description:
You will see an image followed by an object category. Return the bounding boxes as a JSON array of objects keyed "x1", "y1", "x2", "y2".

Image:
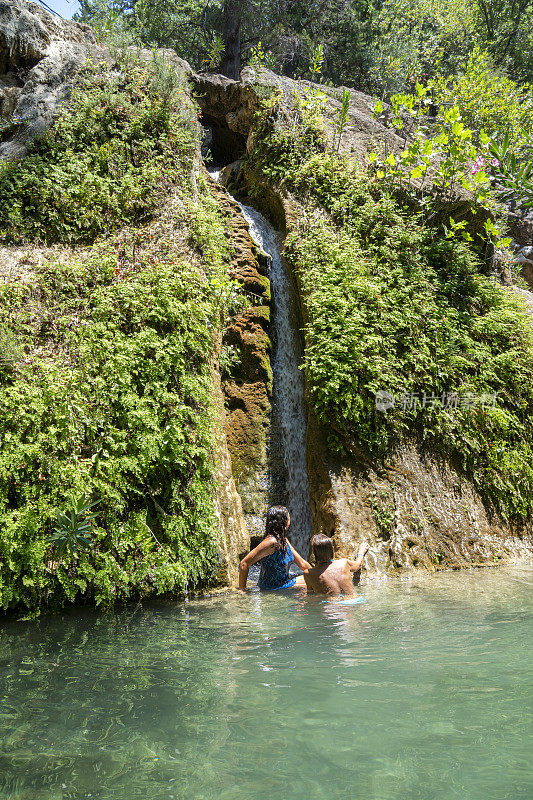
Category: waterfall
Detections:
[
  {"x1": 237, "y1": 202, "x2": 312, "y2": 556},
  {"x1": 208, "y1": 165, "x2": 312, "y2": 555}
]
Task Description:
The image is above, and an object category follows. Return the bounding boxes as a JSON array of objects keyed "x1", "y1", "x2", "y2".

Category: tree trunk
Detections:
[{"x1": 220, "y1": 0, "x2": 242, "y2": 79}]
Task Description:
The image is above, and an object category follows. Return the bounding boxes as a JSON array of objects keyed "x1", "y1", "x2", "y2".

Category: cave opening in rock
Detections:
[
  {"x1": 0, "y1": 45, "x2": 42, "y2": 83},
  {"x1": 201, "y1": 116, "x2": 246, "y2": 168},
  {"x1": 0, "y1": 43, "x2": 42, "y2": 123}
]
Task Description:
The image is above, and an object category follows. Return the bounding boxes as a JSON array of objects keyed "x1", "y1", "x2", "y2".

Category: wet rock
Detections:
[
  {"x1": 211, "y1": 359, "x2": 250, "y2": 585},
  {"x1": 309, "y1": 444, "x2": 533, "y2": 576},
  {"x1": 254, "y1": 185, "x2": 533, "y2": 576},
  {"x1": 209, "y1": 179, "x2": 274, "y2": 541}
]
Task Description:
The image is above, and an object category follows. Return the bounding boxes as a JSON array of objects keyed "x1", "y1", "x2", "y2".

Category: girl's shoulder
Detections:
[{"x1": 263, "y1": 534, "x2": 278, "y2": 548}]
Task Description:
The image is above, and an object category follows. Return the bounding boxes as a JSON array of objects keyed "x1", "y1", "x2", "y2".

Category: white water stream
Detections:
[
  {"x1": 209, "y1": 170, "x2": 312, "y2": 555},
  {"x1": 237, "y1": 202, "x2": 312, "y2": 555}
]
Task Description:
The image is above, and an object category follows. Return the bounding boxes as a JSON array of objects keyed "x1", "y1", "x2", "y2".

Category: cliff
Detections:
[{"x1": 1, "y1": 1, "x2": 532, "y2": 614}]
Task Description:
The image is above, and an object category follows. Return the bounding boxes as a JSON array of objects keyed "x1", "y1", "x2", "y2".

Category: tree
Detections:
[{"x1": 219, "y1": 0, "x2": 242, "y2": 78}]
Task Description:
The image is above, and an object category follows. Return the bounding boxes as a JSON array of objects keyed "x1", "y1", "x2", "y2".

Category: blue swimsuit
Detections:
[{"x1": 258, "y1": 542, "x2": 297, "y2": 589}]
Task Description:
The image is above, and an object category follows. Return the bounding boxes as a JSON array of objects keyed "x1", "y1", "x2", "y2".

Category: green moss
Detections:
[
  {"x1": 258, "y1": 349, "x2": 274, "y2": 392},
  {"x1": 254, "y1": 305, "x2": 271, "y2": 325},
  {"x1": 254, "y1": 273, "x2": 272, "y2": 302}
]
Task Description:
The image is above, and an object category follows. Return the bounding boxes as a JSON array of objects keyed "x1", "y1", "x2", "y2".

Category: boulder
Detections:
[
  {"x1": 192, "y1": 66, "x2": 404, "y2": 162},
  {"x1": 0, "y1": 0, "x2": 98, "y2": 160},
  {"x1": 513, "y1": 245, "x2": 533, "y2": 289}
]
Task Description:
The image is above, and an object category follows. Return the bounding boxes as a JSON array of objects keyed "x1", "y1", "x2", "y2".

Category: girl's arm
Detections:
[
  {"x1": 238, "y1": 536, "x2": 277, "y2": 591},
  {"x1": 286, "y1": 540, "x2": 312, "y2": 571}
]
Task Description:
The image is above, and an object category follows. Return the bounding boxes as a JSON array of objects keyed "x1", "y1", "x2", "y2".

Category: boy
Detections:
[{"x1": 303, "y1": 534, "x2": 368, "y2": 597}]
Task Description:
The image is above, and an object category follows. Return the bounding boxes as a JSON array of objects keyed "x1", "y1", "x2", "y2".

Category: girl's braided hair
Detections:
[{"x1": 265, "y1": 505, "x2": 290, "y2": 552}]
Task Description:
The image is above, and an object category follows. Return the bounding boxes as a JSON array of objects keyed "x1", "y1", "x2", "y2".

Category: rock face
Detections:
[
  {"x1": 514, "y1": 243, "x2": 533, "y2": 289},
  {"x1": 193, "y1": 66, "x2": 404, "y2": 163},
  {"x1": 211, "y1": 359, "x2": 250, "y2": 585},
  {"x1": 0, "y1": 0, "x2": 97, "y2": 160},
  {"x1": 193, "y1": 68, "x2": 533, "y2": 575},
  {"x1": 310, "y1": 442, "x2": 532, "y2": 574},
  {"x1": 243, "y1": 184, "x2": 533, "y2": 577},
  {"x1": 2, "y1": 3, "x2": 531, "y2": 584},
  {"x1": 193, "y1": 68, "x2": 493, "y2": 255},
  {"x1": 506, "y1": 211, "x2": 533, "y2": 289},
  {"x1": 209, "y1": 178, "x2": 274, "y2": 542}
]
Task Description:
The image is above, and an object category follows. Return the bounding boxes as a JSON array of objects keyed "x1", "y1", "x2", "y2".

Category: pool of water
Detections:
[{"x1": 1, "y1": 566, "x2": 532, "y2": 800}]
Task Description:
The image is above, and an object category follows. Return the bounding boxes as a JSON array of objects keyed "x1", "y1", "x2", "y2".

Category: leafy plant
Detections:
[
  {"x1": 247, "y1": 123, "x2": 533, "y2": 520},
  {"x1": 0, "y1": 325, "x2": 23, "y2": 376},
  {"x1": 488, "y1": 132, "x2": 533, "y2": 210},
  {"x1": 0, "y1": 57, "x2": 240, "y2": 614},
  {"x1": 249, "y1": 41, "x2": 277, "y2": 70},
  {"x1": 0, "y1": 58, "x2": 198, "y2": 246},
  {"x1": 205, "y1": 33, "x2": 225, "y2": 69},
  {"x1": 50, "y1": 496, "x2": 100, "y2": 557},
  {"x1": 309, "y1": 43, "x2": 325, "y2": 82},
  {"x1": 370, "y1": 86, "x2": 508, "y2": 248},
  {"x1": 431, "y1": 48, "x2": 533, "y2": 148},
  {"x1": 335, "y1": 88, "x2": 351, "y2": 153}
]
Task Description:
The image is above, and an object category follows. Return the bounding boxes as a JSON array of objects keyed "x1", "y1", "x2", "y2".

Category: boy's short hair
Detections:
[{"x1": 311, "y1": 533, "x2": 334, "y2": 563}]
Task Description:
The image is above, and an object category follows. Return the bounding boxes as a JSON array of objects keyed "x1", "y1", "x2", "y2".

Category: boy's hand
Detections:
[{"x1": 358, "y1": 541, "x2": 369, "y2": 557}]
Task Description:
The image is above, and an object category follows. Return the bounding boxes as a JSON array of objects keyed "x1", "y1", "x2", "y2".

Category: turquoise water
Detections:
[{"x1": 0, "y1": 566, "x2": 532, "y2": 800}]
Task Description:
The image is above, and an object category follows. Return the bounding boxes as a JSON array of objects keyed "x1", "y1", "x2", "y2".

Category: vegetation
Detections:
[
  {"x1": 0, "y1": 57, "x2": 198, "y2": 245},
  {"x1": 248, "y1": 103, "x2": 533, "y2": 521},
  {"x1": 75, "y1": 0, "x2": 533, "y2": 88},
  {"x1": 3, "y1": 0, "x2": 533, "y2": 614},
  {"x1": 0, "y1": 56, "x2": 239, "y2": 614}
]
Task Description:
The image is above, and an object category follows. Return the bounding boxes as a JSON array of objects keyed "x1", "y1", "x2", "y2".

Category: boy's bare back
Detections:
[{"x1": 303, "y1": 536, "x2": 368, "y2": 597}]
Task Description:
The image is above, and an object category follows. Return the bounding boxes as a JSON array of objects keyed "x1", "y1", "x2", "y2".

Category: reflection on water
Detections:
[{"x1": 0, "y1": 566, "x2": 532, "y2": 800}]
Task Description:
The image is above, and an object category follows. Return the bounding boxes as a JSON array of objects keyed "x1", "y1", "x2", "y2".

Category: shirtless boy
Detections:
[{"x1": 303, "y1": 534, "x2": 369, "y2": 597}]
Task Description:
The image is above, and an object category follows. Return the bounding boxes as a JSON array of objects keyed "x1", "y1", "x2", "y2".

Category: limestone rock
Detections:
[
  {"x1": 311, "y1": 445, "x2": 533, "y2": 576},
  {"x1": 208, "y1": 177, "x2": 274, "y2": 542},
  {"x1": 193, "y1": 66, "x2": 404, "y2": 163},
  {"x1": 211, "y1": 361, "x2": 250, "y2": 585},
  {"x1": 256, "y1": 186, "x2": 533, "y2": 577},
  {"x1": 514, "y1": 245, "x2": 533, "y2": 289},
  {"x1": 0, "y1": 0, "x2": 98, "y2": 160}
]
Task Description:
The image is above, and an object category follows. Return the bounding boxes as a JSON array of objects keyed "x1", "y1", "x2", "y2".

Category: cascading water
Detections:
[
  {"x1": 209, "y1": 169, "x2": 312, "y2": 555},
  {"x1": 236, "y1": 202, "x2": 312, "y2": 555}
]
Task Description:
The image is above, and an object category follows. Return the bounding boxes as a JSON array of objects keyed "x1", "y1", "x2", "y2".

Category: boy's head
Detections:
[{"x1": 311, "y1": 533, "x2": 334, "y2": 563}]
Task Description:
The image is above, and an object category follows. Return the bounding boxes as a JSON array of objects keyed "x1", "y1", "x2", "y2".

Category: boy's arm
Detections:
[{"x1": 347, "y1": 542, "x2": 369, "y2": 572}]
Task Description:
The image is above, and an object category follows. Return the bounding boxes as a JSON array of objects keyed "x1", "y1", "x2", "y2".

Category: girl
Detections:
[{"x1": 238, "y1": 505, "x2": 311, "y2": 591}]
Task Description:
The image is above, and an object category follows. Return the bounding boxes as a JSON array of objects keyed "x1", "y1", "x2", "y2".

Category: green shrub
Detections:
[
  {"x1": 0, "y1": 244, "x2": 228, "y2": 612},
  {"x1": 431, "y1": 49, "x2": 533, "y2": 147},
  {"x1": 0, "y1": 55, "x2": 241, "y2": 614},
  {"x1": 248, "y1": 89, "x2": 327, "y2": 182},
  {"x1": 0, "y1": 56, "x2": 198, "y2": 245},
  {"x1": 249, "y1": 129, "x2": 533, "y2": 519}
]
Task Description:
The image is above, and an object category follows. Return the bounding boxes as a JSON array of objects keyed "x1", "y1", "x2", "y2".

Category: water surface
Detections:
[{"x1": 1, "y1": 566, "x2": 532, "y2": 799}]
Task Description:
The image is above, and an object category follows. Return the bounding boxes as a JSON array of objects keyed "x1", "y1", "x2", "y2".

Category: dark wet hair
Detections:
[
  {"x1": 311, "y1": 533, "x2": 334, "y2": 563},
  {"x1": 265, "y1": 505, "x2": 290, "y2": 552}
]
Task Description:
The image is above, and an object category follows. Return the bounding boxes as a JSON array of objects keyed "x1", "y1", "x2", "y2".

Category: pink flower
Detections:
[
  {"x1": 473, "y1": 155, "x2": 500, "y2": 175},
  {"x1": 472, "y1": 155, "x2": 485, "y2": 175}
]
